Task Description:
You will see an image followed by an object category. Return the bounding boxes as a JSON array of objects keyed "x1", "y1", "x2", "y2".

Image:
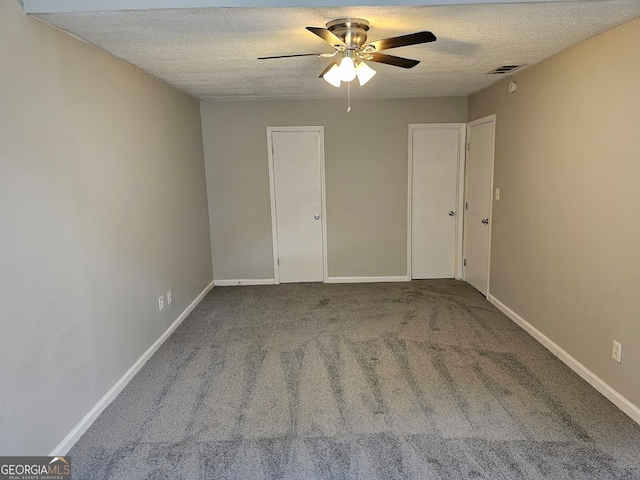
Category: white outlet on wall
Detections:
[
  {"x1": 612, "y1": 340, "x2": 622, "y2": 363},
  {"x1": 167, "y1": 290, "x2": 172, "y2": 305},
  {"x1": 158, "y1": 295, "x2": 164, "y2": 312}
]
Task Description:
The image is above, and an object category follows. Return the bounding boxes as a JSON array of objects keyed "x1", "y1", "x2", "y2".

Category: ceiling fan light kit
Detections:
[
  {"x1": 321, "y1": 55, "x2": 377, "y2": 88},
  {"x1": 259, "y1": 17, "x2": 436, "y2": 90},
  {"x1": 323, "y1": 64, "x2": 342, "y2": 87},
  {"x1": 355, "y1": 61, "x2": 377, "y2": 86},
  {"x1": 337, "y1": 55, "x2": 357, "y2": 82}
]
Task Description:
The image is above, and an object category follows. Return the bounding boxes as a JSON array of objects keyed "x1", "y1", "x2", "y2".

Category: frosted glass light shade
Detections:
[
  {"x1": 323, "y1": 64, "x2": 341, "y2": 87},
  {"x1": 356, "y1": 61, "x2": 376, "y2": 86},
  {"x1": 337, "y1": 56, "x2": 356, "y2": 82}
]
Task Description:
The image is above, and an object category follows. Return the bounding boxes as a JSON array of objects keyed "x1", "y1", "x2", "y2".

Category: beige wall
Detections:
[
  {"x1": 469, "y1": 19, "x2": 640, "y2": 408},
  {"x1": 0, "y1": 1, "x2": 212, "y2": 454},
  {"x1": 201, "y1": 97, "x2": 467, "y2": 280}
]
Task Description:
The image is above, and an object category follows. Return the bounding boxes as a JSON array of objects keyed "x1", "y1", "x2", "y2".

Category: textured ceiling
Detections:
[{"x1": 34, "y1": 1, "x2": 640, "y2": 101}]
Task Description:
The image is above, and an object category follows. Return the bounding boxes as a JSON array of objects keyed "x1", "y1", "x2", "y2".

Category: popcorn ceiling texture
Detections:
[
  {"x1": 69, "y1": 281, "x2": 640, "y2": 479},
  {"x1": 35, "y1": 1, "x2": 640, "y2": 100}
]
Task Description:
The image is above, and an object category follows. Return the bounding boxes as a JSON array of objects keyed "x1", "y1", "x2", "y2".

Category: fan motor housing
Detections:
[{"x1": 326, "y1": 18, "x2": 370, "y2": 47}]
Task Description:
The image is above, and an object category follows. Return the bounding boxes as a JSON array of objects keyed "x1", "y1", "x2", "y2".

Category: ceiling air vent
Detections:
[{"x1": 487, "y1": 65, "x2": 524, "y2": 74}]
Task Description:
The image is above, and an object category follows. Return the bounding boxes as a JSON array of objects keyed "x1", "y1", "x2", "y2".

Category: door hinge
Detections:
[
  {"x1": 277, "y1": 258, "x2": 280, "y2": 266},
  {"x1": 465, "y1": 202, "x2": 468, "y2": 210},
  {"x1": 463, "y1": 259, "x2": 467, "y2": 267},
  {"x1": 466, "y1": 142, "x2": 471, "y2": 151}
]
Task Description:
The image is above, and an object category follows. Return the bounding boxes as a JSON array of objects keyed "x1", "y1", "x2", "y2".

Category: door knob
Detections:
[
  {"x1": 448, "y1": 211, "x2": 455, "y2": 217},
  {"x1": 481, "y1": 218, "x2": 489, "y2": 224},
  {"x1": 314, "y1": 214, "x2": 320, "y2": 220}
]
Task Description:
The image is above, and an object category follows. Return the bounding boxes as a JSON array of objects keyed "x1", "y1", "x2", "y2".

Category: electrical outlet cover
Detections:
[{"x1": 612, "y1": 340, "x2": 622, "y2": 363}]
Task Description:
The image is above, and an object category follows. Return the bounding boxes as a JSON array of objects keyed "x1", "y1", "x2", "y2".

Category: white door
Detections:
[
  {"x1": 464, "y1": 116, "x2": 495, "y2": 296},
  {"x1": 410, "y1": 124, "x2": 465, "y2": 279},
  {"x1": 268, "y1": 127, "x2": 326, "y2": 283}
]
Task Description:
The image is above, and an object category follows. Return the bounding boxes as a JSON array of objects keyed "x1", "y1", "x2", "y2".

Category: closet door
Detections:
[
  {"x1": 464, "y1": 116, "x2": 495, "y2": 296},
  {"x1": 268, "y1": 127, "x2": 326, "y2": 283},
  {"x1": 410, "y1": 124, "x2": 465, "y2": 279}
]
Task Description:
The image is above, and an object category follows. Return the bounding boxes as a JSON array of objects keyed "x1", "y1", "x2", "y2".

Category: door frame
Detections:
[
  {"x1": 407, "y1": 123, "x2": 467, "y2": 280},
  {"x1": 267, "y1": 126, "x2": 328, "y2": 284},
  {"x1": 463, "y1": 114, "x2": 496, "y2": 296}
]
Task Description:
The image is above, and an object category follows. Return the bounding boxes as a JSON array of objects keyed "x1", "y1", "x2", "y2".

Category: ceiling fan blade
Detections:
[
  {"x1": 366, "y1": 31, "x2": 436, "y2": 52},
  {"x1": 367, "y1": 52, "x2": 420, "y2": 68},
  {"x1": 258, "y1": 53, "x2": 325, "y2": 60},
  {"x1": 318, "y1": 60, "x2": 339, "y2": 78},
  {"x1": 306, "y1": 27, "x2": 347, "y2": 48}
]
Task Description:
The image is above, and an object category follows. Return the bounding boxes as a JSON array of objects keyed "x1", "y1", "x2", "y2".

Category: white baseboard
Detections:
[
  {"x1": 50, "y1": 280, "x2": 215, "y2": 456},
  {"x1": 325, "y1": 276, "x2": 410, "y2": 284},
  {"x1": 215, "y1": 277, "x2": 410, "y2": 285},
  {"x1": 214, "y1": 279, "x2": 275, "y2": 286},
  {"x1": 488, "y1": 294, "x2": 640, "y2": 426}
]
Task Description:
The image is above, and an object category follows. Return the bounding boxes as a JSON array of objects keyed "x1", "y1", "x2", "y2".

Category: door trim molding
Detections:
[
  {"x1": 463, "y1": 114, "x2": 496, "y2": 296},
  {"x1": 267, "y1": 126, "x2": 328, "y2": 284},
  {"x1": 407, "y1": 123, "x2": 467, "y2": 281}
]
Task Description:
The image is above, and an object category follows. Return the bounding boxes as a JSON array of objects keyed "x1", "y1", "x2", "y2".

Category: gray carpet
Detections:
[{"x1": 69, "y1": 280, "x2": 640, "y2": 479}]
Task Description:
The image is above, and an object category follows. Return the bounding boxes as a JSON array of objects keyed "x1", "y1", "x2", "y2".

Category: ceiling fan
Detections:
[{"x1": 258, "y1": 18, "x2": 436, "y2": 87}]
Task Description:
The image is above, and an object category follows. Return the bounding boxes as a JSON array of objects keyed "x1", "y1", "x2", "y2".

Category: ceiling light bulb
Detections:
[
  {"x1": 338, "y1": 56, "x2": 356, "y2": 82},
  {"x1": 323, "y1": 64, "x2": 341, "y2": 88},
  {"x1": 355, "y1": 61, "x2": 376, "y2": 86}
]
